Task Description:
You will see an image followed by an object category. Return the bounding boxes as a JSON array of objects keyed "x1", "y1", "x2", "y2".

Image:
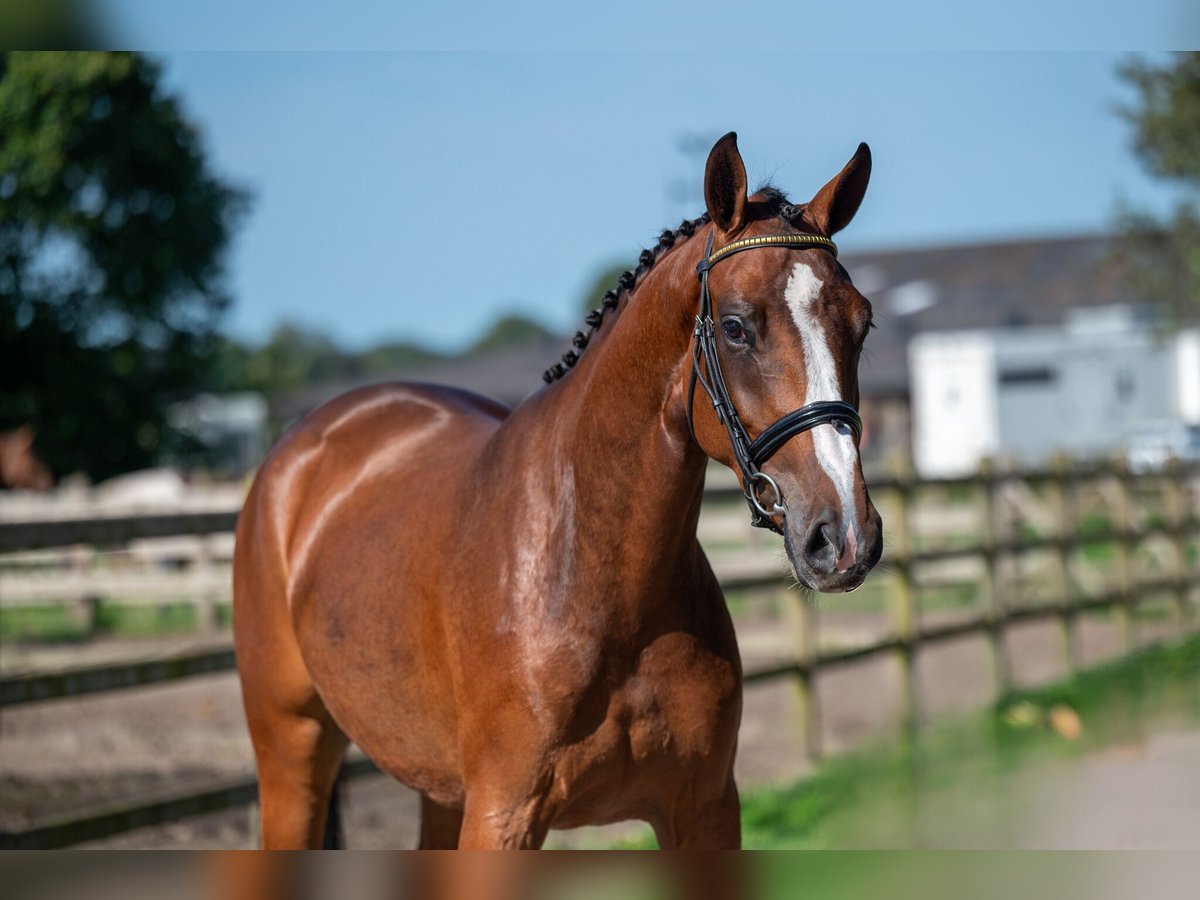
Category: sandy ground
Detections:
[{"x1": 0, "y1": 609, "x2": 1191, "y2": 848}]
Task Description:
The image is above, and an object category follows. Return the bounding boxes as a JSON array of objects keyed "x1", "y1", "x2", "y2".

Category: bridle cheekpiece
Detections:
[{"x1": 688, "y1": 229, "x2": 863, "y2": 534}]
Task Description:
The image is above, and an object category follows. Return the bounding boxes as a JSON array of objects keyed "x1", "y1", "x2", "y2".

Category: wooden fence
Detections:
[{"x1": 1, "y1": 459, "x2": 1198, "y2": 847}]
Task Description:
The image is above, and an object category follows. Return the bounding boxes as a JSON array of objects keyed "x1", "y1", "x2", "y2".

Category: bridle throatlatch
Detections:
[{"x1": 687, "y1": 231, "x2": 863, "y2": 534}]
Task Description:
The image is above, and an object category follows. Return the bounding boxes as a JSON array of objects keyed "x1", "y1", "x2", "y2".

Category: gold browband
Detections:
[{"x1": 704, "y1": 233, "x2": 838, "y2": 269}]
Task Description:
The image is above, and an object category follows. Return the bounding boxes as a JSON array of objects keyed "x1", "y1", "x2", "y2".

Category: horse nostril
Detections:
[{"x1": 804, "y1": 521, "x2": 839, "y2": 570}]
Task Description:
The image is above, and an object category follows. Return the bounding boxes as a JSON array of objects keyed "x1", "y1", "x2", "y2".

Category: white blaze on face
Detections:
[{"x1": 783, "y1": 261, "x2": 861, "y2": 541}]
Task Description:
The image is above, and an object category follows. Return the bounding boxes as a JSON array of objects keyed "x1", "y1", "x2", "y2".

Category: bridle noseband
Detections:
[{"x1": 688, "y1": 231, "x2": 863, "y2": 534}]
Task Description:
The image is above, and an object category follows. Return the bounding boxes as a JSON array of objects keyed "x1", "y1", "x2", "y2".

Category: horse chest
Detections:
[
  {"x1": 543, "y1": 630, "x2": 741, "y2": 823},
  {"x1": 623, "y1": 633, "x2": 740, "y2": 759}
]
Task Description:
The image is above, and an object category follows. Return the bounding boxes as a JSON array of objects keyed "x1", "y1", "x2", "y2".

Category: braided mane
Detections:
[{"x1": 541, "y1": 187, "x2": 802, "y2": 384}]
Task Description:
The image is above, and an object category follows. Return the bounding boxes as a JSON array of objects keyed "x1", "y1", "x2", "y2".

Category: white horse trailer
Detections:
[{"x1": 910, "y1": 311, "x2": 1200, "y2": 477}]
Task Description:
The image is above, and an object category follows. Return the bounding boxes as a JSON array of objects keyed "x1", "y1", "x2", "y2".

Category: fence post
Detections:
[
  {"x1": 979, "y1": 458, "x2": 1010, "y2": 698},
  {"x1": 786, "y1": 586, "x2": 821, "y2": 762},
  {"x1": 196, "y1": 535, "x2": 219, "y2": 634},
  {"x1": 1164, "y1": 457, "x2": 1190, "y2": 636},
  {"x1": 75, "y1": 594, "x2": 101, "y2": 636},
  {"x1": 887, "y1": 463, "x2": 920, "y2": 739},
  {"x1": 1112, "y1": 457, "x2": 1135, "y2": 652},
  {"x1": 1049, "y1": 455, "x2": 1078, "y2": 675}
]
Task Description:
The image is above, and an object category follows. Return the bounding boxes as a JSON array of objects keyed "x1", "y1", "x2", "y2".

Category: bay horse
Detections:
[
  {"x1": 0, "y1": 425, "x2": 52, "y2": 491},
  {"x1": 233, "y1": 133, "x2": 883, "y2": 849}
]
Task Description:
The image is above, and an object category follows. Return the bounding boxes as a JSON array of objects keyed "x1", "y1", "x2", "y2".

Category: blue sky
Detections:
[
  {"x1": 145, "y1": 50, "x2": 1185, "y2": 352},
  {"x1": 108, "y1": 2, "x2": 1198, "y2": 52}
]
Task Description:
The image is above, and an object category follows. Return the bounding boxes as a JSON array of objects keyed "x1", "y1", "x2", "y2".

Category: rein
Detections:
[{"x1": 688, "y1": 231, "x2": 863, "y2": 534}]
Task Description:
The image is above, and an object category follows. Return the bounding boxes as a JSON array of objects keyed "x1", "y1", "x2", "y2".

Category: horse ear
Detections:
[
  {"x1": 704, "y1": 132, "x2": 748, "y2": 235},
  {"x1": 804, "y1": 142, "x2": 872, "y2": 237}
]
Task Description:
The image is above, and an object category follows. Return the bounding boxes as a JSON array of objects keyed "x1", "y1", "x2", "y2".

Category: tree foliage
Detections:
[
  {"x1": 469, "y1": 312, "x2": 555, "y2": 354},
  {"x1": 580, "y1": 261, "x2": 632, "y2": 315},
  {"x1": 1117, "y1": 52, "x2": 1200, "y2": 326},
  {"x1": 1, "y1": 1, "x2": 102, "y2": 49},
  {"x1": 0, "y1": 51, "x2": 247, "y2": 481},
  {"x1": 209, "y1": 324, "x2": 447, "y2": 400}
]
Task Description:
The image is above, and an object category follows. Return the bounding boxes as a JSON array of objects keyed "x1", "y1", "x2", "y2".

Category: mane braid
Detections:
[
  {"x1": 541, "y1": 187, "x2": 796, "y2": 384},
  {"x1": 757, "y1": 184, "x2": 807, "y2": 227},
  {"x1": 541, "y1": 211, "x2": 711, "y2": 384}
]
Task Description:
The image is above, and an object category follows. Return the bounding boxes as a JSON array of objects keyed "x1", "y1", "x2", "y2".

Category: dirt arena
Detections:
[{"x1": 2, "y1": 607, "x2": 1181, "y2": 848}]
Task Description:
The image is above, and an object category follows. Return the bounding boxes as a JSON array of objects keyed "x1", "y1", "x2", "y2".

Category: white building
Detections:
[
  {"x1": 910, "y1": 307, "x2": 1200, "y2": 477},
  {"x1": 166, "y1": 392, "x2": 269, "y2": 476}
]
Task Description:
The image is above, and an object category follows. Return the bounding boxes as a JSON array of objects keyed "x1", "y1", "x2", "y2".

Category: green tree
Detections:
[
  {"x1": 209, "y1": 325, "x2": 448, "y2": 409},
  {"x1": 579, "y1": 261, "x2": 632, "y2": 315},
  {"x1": 469, "y1": 312, "x2": 555, "y2": 354},
  {"x1": 1, "y1": 1, "x2": 102, "y2": 49},
  {"x1": 238, "y1": 324, "x2": 349, "y2": 395},
  {"x1": 357, "y1": 339, "x2": 445, "y2": 377},
  {"x1": 1117, "y1": 52, "x2": 1200, "y2": 325},
  {"x1": 0, "y1": 52, "x2": 248, "y2": 481}
]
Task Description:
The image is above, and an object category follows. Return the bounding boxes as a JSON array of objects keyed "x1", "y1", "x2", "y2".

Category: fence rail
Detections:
[
  {"x1": 0, "y1": 511, "x2": 239, "y2": 553},
  {"x1": 2, "y1": 459, "x2": 1198, "y2": 847},
  {"x1": 0, "y1": 646, "x2": 237, "y2": 708}
]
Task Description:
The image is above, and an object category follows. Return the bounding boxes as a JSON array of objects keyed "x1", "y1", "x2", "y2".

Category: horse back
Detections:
[{"x1": 239, "y1": 381, "x2": 506, "y2": 584}]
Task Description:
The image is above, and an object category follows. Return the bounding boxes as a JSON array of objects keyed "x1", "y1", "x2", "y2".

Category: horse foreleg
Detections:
[
  {"x1": 456, "y1": 790, "x2": 550, "y2": 849},
  {"x1": 418, "y1": 794, "x2": 465, "y2": 849},
  {"x1": 654, "y1": 777, "x2": 741, "y2": 850}
]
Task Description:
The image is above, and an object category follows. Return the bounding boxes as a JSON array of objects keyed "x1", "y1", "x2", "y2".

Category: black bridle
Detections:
[{"x1": 688, "y1": 231, "x2": 863, "y2": 534}]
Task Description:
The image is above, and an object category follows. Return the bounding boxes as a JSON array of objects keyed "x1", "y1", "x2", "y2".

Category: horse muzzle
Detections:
[{"x1": 784, "y1": 506, "x2": 883, "y2": 593}]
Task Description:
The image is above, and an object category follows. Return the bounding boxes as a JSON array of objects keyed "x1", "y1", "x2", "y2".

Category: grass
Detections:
[
  {"x1": 0, "y1": 604, "x2": 90, "y2": 642},
  {"x1": 727, "y1": 576, "x2": 984, "y2": 621},
  {"x1": 1001, "y1": 632, "x2": 1200, "y2": 740},
  {"x1": 1076, "y1": 512, "x2": 1114, "y2": 538},
  {"x1": 722, "y1": 589, "x2": 779, "y2": 619},
  {"x1": 0, "y1": 600, "x2": 229, "y2": 642},
  {"x1": 608, "y1": 632, "x2": 1200, "y2": 849},
  {"x1": 752, "y1": 634, "x2": 1200, "y2": 849},
  {"x1": 93, "y1": 601, "x2": 205, "y2": 635},
  {"x1": 1079, "y1": 541, "x2": 1116, "y2": 564},
  {"x1": 810, "y1": 578, "x2": 980, "y2": 615}
]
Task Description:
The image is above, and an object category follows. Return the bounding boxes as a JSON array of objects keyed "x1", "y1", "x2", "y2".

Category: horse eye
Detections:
[{"x1": 721, "y1": 318, "x2": 746, "y2": 342}]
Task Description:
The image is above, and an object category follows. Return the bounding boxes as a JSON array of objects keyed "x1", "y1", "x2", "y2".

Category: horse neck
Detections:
[{"x1": 540, "y1": 230, "x2": 711, "y2": 573}]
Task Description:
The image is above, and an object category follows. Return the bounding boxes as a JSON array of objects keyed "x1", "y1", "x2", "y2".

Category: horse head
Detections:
[{"x1": 687, "y1": 133, "x2": 883, "y2": 592}]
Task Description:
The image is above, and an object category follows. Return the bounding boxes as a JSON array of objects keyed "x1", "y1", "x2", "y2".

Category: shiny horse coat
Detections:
[{"x1": 233, "y1": 133, "x2": 883, "y2": 848}]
